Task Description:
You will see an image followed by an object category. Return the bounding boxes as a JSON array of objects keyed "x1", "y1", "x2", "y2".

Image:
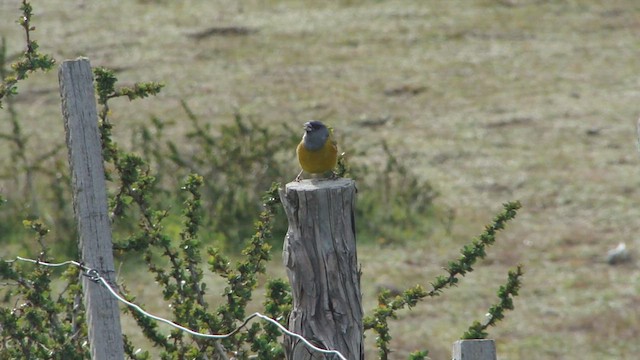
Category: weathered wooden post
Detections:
[
  {"x1": 59, "y1": 58, "x2": 124, "y2": 360},
  {"x1": 452, "y1": 339, "x2": 497, "y2": 360},
  {"x1": 280, "y1": 178, "x2": 362, "y2": 360}
]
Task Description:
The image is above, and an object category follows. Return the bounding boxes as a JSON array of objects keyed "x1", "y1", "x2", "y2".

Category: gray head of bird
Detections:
[{"x1": 302, "y1": 120, "x2": 330, "y2": 151}]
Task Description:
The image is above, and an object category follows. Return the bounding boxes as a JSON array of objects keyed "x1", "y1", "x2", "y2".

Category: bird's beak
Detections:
[{"x1": 303, "y1": 122, "x2": 312, "y2": 132}]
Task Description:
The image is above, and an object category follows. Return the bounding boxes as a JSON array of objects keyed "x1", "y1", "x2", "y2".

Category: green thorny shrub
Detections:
[
  {"x1": 94, "y1": 67, "x2": 289, "y2": 359},
  {"x1": 0, "y1": 221, "x2": 89, "y2": 360},
  {"x1": 0, "y1": 1, "x2": 55, "y2": 108},
  {"x1": 0, "y1": 1, "x2": 68, "y2": 256},
  {"x1": 129, "y1": 103, "x2": 441, "y2": 251},
  {"x1": 0, "y1": 2, "x2": 525, "y2": 359},
  {"x1": 364, "y1": 201, "x2": 524, "y2": 360},
  {"x1": 129, "y1": 101, "x2": 298, "y2": 252}
]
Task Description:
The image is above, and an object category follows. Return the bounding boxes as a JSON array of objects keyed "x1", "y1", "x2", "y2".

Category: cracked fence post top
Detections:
[{"x1": 279, "y1": 178, "x2": 363, "y2": 360}]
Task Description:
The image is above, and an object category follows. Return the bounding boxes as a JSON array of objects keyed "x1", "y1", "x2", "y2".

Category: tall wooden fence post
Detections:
[
  {"x1": 279, "y1": 178, "x2": 362, "y2": 360},
  {"x1": 452, "y1": 339, "x2": 497, "y2": 360},
  {"x1": 59, "y1": 58, "x2": 124, "y2": 360}
]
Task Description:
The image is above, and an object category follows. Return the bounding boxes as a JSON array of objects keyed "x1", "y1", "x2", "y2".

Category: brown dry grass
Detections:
[{"x1": 2, "y1": 0, "x2": 640, "y2": 359}]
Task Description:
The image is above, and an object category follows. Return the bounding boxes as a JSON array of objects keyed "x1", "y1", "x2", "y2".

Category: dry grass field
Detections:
[{"x1": 1, "y1": 0, "x2": 640, "y2": 359}]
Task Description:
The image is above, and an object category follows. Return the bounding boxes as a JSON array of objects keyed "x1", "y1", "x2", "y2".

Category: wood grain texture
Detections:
[
  {"x1": 59, "y1": 58, "x2": 124, "y2": 360},
  {"x1": 452, "y1": 339, "x2": 497, "y2": 360},
  {"x1": 280, "y1": 178, "x2": 362, "y2": 360}
]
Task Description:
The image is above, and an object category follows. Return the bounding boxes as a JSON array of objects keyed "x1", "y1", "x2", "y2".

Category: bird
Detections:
[
  {"x1": 296, "y1": 120, "x2": 338, "y2": 181},
  {"x1": 606, "y1": 242, "x2": 631, "y2": 265}
]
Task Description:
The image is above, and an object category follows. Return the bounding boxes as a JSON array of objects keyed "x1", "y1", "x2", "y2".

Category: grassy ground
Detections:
[{"x1": 2, "y1": 0, "x2": 640, "y2": 359}]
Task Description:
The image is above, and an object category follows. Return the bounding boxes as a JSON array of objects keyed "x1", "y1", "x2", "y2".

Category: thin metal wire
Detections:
[
  {"x1": 10, "y1": 256, "x2": 86, "y2": 269},
  {"x1": 4, "y1": 256, "x2": 348, "y2": 360}
]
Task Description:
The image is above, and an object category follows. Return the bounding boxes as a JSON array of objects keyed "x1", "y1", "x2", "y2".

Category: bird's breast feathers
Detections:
[{"x1": 297, "y1": 137, "x2": 338, "y2": 174}]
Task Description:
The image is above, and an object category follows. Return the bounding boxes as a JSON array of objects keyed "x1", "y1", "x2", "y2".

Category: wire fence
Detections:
[{"x1": 3, "y1": 256, "x2": 348, "y2": 360}]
